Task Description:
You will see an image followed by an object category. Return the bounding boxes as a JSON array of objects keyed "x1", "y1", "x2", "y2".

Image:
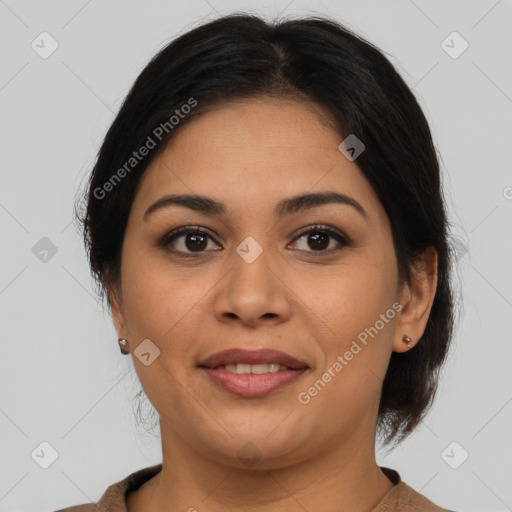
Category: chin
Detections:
[{"x1": 193, "y1": 422, "x2": 312, "y2": 469}]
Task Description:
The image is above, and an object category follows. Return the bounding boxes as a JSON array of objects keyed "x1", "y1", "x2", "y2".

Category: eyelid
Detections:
[
  {"x1": 159, "y1": 225, "x2": 221, "y2": 248},
  {"x1": 160, "y1": 224, "x2": 352, "y2": 255},
  {"x1": 291, "y1": 224, "x2": 351, "y2": 244}
]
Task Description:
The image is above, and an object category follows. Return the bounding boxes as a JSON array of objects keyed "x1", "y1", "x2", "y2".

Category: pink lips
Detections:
[{"x1": 197, "y1": 348, "x2": 309, "y2": 398}]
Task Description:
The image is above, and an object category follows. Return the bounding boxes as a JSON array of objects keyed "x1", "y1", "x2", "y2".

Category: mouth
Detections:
[{"x1": 197, "y1": 348, "x2": 310, "y2": 398}]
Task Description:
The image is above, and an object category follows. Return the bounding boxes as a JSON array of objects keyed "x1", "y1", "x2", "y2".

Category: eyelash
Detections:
[{"x1": 159, "y1": 224, "x2": 352, "y2": 257}]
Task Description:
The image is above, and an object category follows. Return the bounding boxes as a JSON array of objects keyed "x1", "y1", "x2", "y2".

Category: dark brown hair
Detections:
[{"x1": 77, "y1": 13, "x2": 455, "y2": 447}]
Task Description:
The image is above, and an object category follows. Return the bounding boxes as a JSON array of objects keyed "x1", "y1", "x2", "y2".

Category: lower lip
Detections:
[{"x1": 200, "y1": 367, "x2": 308, "y2": 397}]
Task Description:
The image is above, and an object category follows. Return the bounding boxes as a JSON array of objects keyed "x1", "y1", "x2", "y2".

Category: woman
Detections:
[{"x1": 57, "y1": 13, "x2": 456, "y2": 512}]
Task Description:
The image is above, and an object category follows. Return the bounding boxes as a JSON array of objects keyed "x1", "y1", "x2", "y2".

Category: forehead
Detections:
[
  {"x1": 131, "y1": 97, "x2": 382, "y2": 220},
  {"x1": 164, "y1": 97, "x2": 340, "y2": 161}
]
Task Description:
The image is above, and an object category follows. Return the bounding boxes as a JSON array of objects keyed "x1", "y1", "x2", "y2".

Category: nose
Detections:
[{"x1": 213, "y1": 246, "x2": 293, "y2": 328}]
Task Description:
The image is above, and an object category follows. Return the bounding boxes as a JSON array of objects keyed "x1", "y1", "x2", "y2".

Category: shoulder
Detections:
[
  {"x1": 397, "y1": 482, "x2": 456, "y2": 511},
  {"x1": 376, "y1": 467, "x2": 456, "y2": 512},
  {"x1": 51, "y1": 463, "x2": 163, "y2": 512}
]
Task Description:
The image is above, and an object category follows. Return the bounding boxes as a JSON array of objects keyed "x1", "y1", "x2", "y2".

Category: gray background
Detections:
[{"x1": 1, "y1": 1, "x2": 511, "y2": 511}]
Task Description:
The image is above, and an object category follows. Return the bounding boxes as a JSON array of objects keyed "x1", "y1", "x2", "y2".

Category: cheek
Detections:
[
  {"x1": 298, "y1": 245, "x2": 398, "y2": 392},
  {"x1": 120, "y1": 245, "x2": 196, "y2": 338},
  {"x1": 295, "y1": 264, "x2": 397, "y2": 436},
  {"x1": 119, "y1": 252, "x2": 202, "y2": 413},
  {"x1": 304, "y1": 253, "x2": 397, "y2": 337}
]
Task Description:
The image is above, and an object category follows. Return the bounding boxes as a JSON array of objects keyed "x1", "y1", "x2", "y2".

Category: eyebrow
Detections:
[{"x1": 143, "y1": 191, "x2": 368, "y2": 221}]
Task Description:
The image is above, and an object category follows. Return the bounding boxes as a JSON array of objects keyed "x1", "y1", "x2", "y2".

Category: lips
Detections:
[
  {"x1": 197, "y1": 348, "x2": 309, "y2": 398},
  {"x1": 197, "y1": 348, "x2": 308, "y2": 370}
]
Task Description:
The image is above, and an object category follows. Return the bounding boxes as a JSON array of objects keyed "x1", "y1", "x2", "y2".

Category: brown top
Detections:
[{"x1": 53, "y1": 464, "x2": 454, "y2": 512}]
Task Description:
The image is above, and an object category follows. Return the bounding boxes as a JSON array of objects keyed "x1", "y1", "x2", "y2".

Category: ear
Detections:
[
  {"x1": 393, "y1": 247, "x2": 438, "y2": 353},
  {"x1": 103, "y1": 274, "x2": 128, "y2": 339}
]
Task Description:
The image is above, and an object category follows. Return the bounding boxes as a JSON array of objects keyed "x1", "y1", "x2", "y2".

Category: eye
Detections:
[
  {"x1": 289, "y1": 225, "x2": 350, "y2": 254},
  {"x1": 160, "y1": 226, "x2": 221, "y2": 255},
  {"x1": 160, "y1": 224, "x2": 351, "y2": 257}
]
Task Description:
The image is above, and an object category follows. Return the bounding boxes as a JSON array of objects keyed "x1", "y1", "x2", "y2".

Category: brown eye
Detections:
[
  {"x1": 182, "y1": 232, "x2": 208, "y2": 251},
  {"x1": 160, "y1": 227, "x2": 221, "y2": 255},
  {"x1": 306, "y1": 232, "x2": 330, "y2": 250},
  {"x1": 290, "y1": 225, "x2": 350, "y2": 254},
  {"x1": 161, "y1": 224, "x2": 350, "y2": 257}
]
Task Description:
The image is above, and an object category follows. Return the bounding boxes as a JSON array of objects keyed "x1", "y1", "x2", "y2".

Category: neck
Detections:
[{"x1": 134, "y1": 423, "x2": 395, "y2": 512}]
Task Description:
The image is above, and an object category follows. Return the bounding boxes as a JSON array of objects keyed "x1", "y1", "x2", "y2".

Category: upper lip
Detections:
[{"x1": 198, "y1": 348, "x2": 309, "y2": 369}]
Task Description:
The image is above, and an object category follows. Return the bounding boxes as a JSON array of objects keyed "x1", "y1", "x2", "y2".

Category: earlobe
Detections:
[
  {"x1": 402, "y1": 334, "x2": 413, "y2": 349},
  {"x1": 393, "y1": 247, "x2": 438, "y2": 353}
]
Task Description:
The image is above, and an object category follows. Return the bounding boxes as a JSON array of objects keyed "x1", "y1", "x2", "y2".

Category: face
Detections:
[{"x1": 110, "y1": 97, "x2": 421, "y2": 469}]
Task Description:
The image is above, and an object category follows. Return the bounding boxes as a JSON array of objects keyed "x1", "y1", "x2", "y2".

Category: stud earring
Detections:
[
  {"x1": 118, "y1": 338, "x2": 130, "y2": 355},
  {"x1": 402, "y1": 335, "x2": 413, "y2": 349}
]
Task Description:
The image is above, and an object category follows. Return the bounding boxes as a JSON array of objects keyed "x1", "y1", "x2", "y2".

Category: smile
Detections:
[
  {"x1": 200, "y1": 366, "x2": 308, "y2": 397},
  {"x1": 216, "y1": 363, "x2": 293, "y2": 374},
  {"x1": 197, "y1": 347, "x2": 310, "y2": 397}
]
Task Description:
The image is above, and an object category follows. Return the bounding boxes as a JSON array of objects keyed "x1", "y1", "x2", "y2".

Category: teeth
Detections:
[
  {"x1": 236, "y1": 363, "x2": 251, "y2": 374},
  {"x1": 221, "y1": 363, "x2": 291, "y2": 374}
]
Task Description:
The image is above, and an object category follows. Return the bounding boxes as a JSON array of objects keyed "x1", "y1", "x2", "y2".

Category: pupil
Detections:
[
  {"x1": 186, "y1": 233, "x2": 207, "y2": 251},
  {"x1": 309, "y1": 232, "x2": 328, "y2": 250}
]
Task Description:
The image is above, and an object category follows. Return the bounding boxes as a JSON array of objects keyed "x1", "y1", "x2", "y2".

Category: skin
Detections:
[{"x1": 107, "y1": 97, "x2": 437, "y2": 512}]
